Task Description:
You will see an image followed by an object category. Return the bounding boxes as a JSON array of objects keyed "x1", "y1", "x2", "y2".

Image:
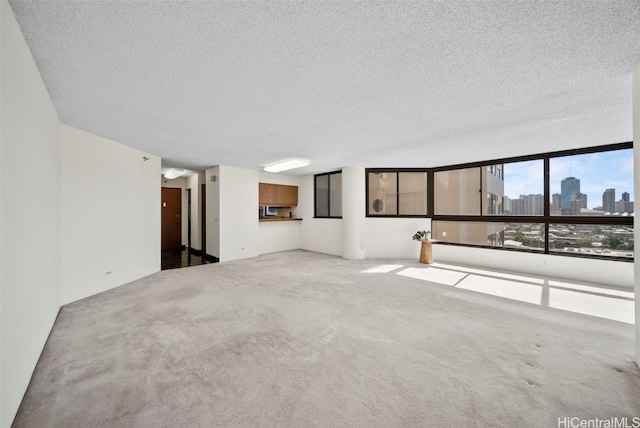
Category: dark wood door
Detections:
[
  {"x1": 201, "y1": 183, "x2": 206, "y2": 255},
  {"x1": 161, "y1": 187, "x2": 182, "y2": 250}
]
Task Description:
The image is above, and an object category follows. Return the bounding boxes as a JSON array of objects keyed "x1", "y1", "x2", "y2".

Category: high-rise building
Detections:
[
  {"x1": 560, "y1": 177, "x2": 580, "y2": 214},
  {"x1": 570, "y1": 193, "x2": 587, "y2": 214},
  {"x1": 502, "y1": 196, "x2": 511, "y2": 213},
  {"x1": 618, "y1": 192, "x2": 633, "y2": 213},
  {"x1": 625, "y1": 201, "x2": 634, "y2": 213},
  {"x1": 510, "y1": 194, "x2": 544, "y2": 215},
  {"x1": 577, "y1": 193, "x2": 587, "y2": 209},
  {"x1": 551, "y1": 193, "x2": 561, "y2": 213},
  {"x1": 603, "y1": 188, "x2": 615, "y2": 213}
]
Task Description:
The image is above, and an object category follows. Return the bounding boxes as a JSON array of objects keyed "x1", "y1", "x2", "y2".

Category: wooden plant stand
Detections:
[{"x1": 419, "y1": 240, "x2": 433, "y2": 264}]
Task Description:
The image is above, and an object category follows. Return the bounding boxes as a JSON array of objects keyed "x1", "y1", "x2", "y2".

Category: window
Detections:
[
  {"x1": 367, "y1": 170, "x2": 428, "y2": 216},
  {"x1": 434, "y1": 167, "x2": 481, "y2": 215},
  {"x1": 549, "y1": 149, "x2": 633, "y2": 216},
  {"x1": 371, "y1": 142, "x2": 633, "y2": 261},
  {"x1": 315, "y1": 171, "x2": 342, "y2": 218},
  {"x1": 549, "y1": 223, "x2": 634, "y2": 259},
  {"x1": 432, "y1": 221, "x2": 546, "y2": 251},
  {"x1": 434, "y1": 160, "x2": 543, "y2": 216}
]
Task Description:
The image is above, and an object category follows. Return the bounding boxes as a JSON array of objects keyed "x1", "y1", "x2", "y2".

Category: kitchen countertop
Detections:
[{"x1": 259, "y1": 217, "x2": 303, "y2": 222}]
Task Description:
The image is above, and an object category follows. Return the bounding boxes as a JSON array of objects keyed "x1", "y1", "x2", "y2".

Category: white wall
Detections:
[
  {"x1": 298, "y1": 175, "x2": 343, "y2": 256},
  {"x1": 1, "y1": 2, "x2": 61, "y2": 426},
  {"x1": 259, "y1": 222, "x2": 302, "y2": 254},
  {"x1": 633, "y1": 58, "x2": 640, "y2": 364},
  {"x1": 219, "y1": 166, "x2": 259, "y2": 262},
  {"x1": 60, "y1": 125, "x2": 160, "y2": 304},
  {"x1": 365, "y1": 218, "x2": 433, "y2": 259},
  {"x1": 187, "y1": 173, "x2": 203, "y2": 251},
  {"x1": 205, "y1": 167, "x2": 220, "y2": 258},
  {"x1": 433, "y1": 244, "x2": 633, "y2": 289},
  {"x1": 160, "y1": 176, "x2": 188, "y2": 247}
]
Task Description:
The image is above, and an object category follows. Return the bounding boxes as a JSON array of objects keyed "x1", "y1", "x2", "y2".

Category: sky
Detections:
[{"x1": 502, "y1": 149, "x2": 634, "y2": 209}]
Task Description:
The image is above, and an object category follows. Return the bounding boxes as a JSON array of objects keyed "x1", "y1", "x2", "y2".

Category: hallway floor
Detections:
[{"x1": 161, "y1": 248, "x2": 214, "y2": 270}]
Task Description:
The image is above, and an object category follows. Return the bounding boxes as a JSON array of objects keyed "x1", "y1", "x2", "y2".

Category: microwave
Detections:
[{"x1": 262, "y1": 206, "x2": 278, "y2": 217}]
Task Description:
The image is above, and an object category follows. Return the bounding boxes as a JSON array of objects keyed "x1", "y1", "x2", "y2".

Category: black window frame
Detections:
[
  {"x1": 365, "y1": 168, "x2": 433, "y2": 217},
  {"x1": 367, "y1": 142, "x2": 634, "y2": 262},
  {"x1": 314, "y1": 170, "x2": 343, "y2": 219}
]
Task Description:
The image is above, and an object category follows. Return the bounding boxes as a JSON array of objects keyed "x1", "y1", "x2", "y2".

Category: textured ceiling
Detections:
[{"x1": 9, "y1": 1, "x2": 640, "y2": 175}]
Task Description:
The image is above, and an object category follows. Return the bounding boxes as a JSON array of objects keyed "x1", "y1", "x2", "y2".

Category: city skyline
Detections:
[{"x1": 501, "y1": 149, "x2": 633, "y2": 210}]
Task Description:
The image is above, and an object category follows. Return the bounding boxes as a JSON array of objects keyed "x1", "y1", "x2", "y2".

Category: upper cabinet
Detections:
[{"x1": 259, "y1": 183, "x2": 298, "y2": 206}]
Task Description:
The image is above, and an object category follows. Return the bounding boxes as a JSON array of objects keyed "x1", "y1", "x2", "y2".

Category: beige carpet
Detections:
[{"x1": 14, "y1": 250, "x2": 639, "y2": 427}]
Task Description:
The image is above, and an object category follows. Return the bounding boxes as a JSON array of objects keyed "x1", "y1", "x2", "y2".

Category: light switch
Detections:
[{"x1": 163, "y1": 202, "x2": 166, "y2": 207}]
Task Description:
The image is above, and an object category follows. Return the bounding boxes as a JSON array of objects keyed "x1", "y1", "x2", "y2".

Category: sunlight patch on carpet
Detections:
[
  {"x1": 548, "y1": 287, "x2": 634, "y2": 324},
  {"x1": 547, "y1": 280, "x2": 633, "y2": 299},
  {"x1": 456, "y1": 275, "x2": 542, "y2": 305},
  {"x1": 360, "y1": 264, "x2": 404, "y2": 273},
  {"x1": 396, "y1": 267, "x2": 467, "y2": 286},
  {"x1": 431, "y1": 262, "x2": 545, "y2": 285}
]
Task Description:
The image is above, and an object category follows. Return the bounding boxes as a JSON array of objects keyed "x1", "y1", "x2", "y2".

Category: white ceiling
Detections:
[{"x1": 9, "y1": 1, "x2": 640, "y2": 175}]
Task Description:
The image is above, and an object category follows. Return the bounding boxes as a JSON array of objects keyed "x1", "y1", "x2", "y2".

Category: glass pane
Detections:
[
  {"x1": 433, "y1": 221, "x2": 545, "y2": 251},
  {"x1": 550, "y1": 149, "x2": 634, "y2": 216},
  {"x1": 315, "y1": 175, "x2": 329, "y2": 217},
  {"x1": 368, "y1": 172, "x2": 397, "y2": 215},
  {"x1": 399, "y1": 172, "x2": 427, "y2": 215},
  {"x1": 549, "y1": 224, "x2": 634, "y2": 258},
  {"x1": 329, "y1": 173, "x2": 342, "y2": 217},
  {"x1": 487, "y1": 160, "x2": 543, "y2": 215},
  {"x1": 434, "y1": 168, "x2": 481, "y2": 215}
]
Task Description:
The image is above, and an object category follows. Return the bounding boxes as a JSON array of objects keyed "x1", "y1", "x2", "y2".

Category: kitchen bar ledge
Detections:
[{"x1": 259, "y1": 218, "x2": 303, "y2": 222}]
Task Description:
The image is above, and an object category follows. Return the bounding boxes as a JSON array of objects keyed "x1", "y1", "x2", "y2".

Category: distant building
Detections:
[
  {"x1": 625, "y1": 201, "x2": 634, "y2": 213},
  {"x1": 603, "y1": 188, "x2": 615, "y2": 213},
  {"x1": 622, "y1": 191, "x2": 630, "y2": 202},
  {"x1": 579, "y1": 193, "x2": 587, "y2": 209},
  {"x1": 502, "y1": 196, "x2": 511, "y2": 213},
  {"x1": 510, "y1": 194, "x2": 544, "y2": 215},
  {"x1": 551, "y1": 193, "x2": 561, "y2": 212},
  {"x1": 561, "y1": 177, "x2": 580, "y2": 214},
  {"x1": 615, "y1": 200, "x2": 634, "y2": 214},
  {"x1": 571, "y1": 193, "x2": 587, "y2": 214}
]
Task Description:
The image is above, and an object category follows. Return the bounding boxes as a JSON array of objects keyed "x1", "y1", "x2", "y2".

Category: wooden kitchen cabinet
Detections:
[{"x1": 259, "y1": 183, "x2": 298, "y2": 206}]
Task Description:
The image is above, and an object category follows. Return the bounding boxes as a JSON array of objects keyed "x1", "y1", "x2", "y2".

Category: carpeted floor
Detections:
[{"x1": 14, "y1": 250, "x2": 640, "y2": 427}]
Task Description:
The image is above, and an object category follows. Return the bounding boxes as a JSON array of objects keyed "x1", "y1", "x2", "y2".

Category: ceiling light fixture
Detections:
[
  {"x1": 164, "y1": 168, "x2": 185, "y2": 179},
  {"x1": 264, "y1": 158, "x2": 310, "y2": 173}
]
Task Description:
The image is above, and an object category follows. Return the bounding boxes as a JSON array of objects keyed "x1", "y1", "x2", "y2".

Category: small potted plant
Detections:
[
  {"x1": 412, "y1": 230, "x2": 433, "y2": 264},
  {"x1": 412, "y1": 230, "x2": 431, "y2": 241}
]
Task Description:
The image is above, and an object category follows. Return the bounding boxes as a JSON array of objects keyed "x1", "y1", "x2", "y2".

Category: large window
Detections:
[
  {"x1": 433, "y1": 160, "x2": 543, "y2": 216},
  {"x1": 549, "y1": 149, "x2": 633, "y2": 216},
  {"x1": 373, "y1": 142, "x2": 633, "y2": 261},
  {"x1": 366, "y1": 170, "x2": 428, "y2": 216},
  {"x1": 315, "y1": 171, "x2": 342, "y2": 218}
]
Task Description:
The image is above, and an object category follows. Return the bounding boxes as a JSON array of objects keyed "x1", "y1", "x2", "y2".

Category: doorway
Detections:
[
  {"x1": 161, "y1": 182, "x2": 212, "y2": 270},
  {"x1": 161, "y1": 187, "x2": 182, "y2": 250},
  {"x1": 187, "y1": 188, "x2": 192, "y2": 250},
  {"x1": 201, "y1": 183, "x2": 206, "y2": 256}
]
